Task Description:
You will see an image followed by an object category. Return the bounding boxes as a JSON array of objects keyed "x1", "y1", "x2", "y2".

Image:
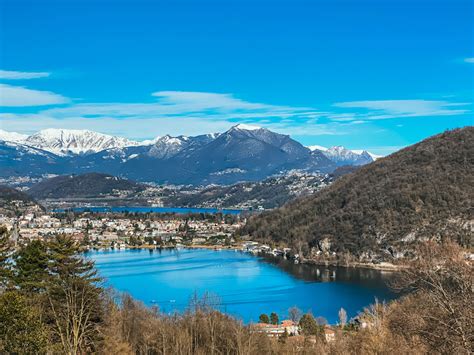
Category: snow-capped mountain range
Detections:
[
  {"x1": 16, "y1": 129, "x2": 141, "y2": 156},
  {"x1": 0, "y1": 129, "x2": 29, "y2": 143},
  {"x1": 0, "y1": 125, "x2": 381, "y2": 185},
  {"x1": 307, "y1": 145, "x2": 381, "y2": 166}
]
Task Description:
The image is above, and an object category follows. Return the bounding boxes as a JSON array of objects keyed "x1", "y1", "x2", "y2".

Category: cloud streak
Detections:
[
  {"x1": 0, "y1": 79, "x2": 469, "y2": 140},
  {"x1": 0, "y1": 84, "x2": 70, "y2": 107},
  {"x1": 0, "y1": 70, "x2": 50, "y2": 80},
  {"x1": 44, "y1": 91, "x2": 318, "y2": 120},
  {"x1": 333, "y1": 100, "x2": 470, "y2": 120}
]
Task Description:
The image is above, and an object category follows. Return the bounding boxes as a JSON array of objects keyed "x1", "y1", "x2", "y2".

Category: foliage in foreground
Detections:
[{"x1": 0, "y1": 226, "x2": 472, "y2": 354}]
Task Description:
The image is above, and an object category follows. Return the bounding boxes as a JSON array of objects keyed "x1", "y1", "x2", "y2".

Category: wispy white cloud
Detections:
[
  {"x1": 44, "y1": 91, "x2": 318, "y2": 120},
  {"x1": 0, "y1": 90, "x2": 346, "y2": 138},
  {"x1": 0, "y1": 84, "x2": 469, "y2": 140},
  {"x1": 0, "y1": 70, "x2": 50, "y2": 80},
  {"x1": 0, "y1": 84, "x2": 70, "y2": 107},
  {"x1": 151, "y1": 91, "x2": 269, "y2": 111},
  {"x1": 333, "y1": 100, "x2": 470, "y2": 119},
  {"x1": 464, "y1": 58, "x2": 474, "y2": 63}
]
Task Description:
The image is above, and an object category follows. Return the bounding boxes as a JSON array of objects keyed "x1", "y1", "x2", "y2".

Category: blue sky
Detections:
[{"x1": 0, "y1": 0, "x2": 472, "y2": 155}]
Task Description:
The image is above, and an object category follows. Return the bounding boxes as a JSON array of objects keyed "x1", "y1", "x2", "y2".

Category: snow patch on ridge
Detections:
[{"x1": 233, "y1": 124, "x2": 262, "y2": 131}]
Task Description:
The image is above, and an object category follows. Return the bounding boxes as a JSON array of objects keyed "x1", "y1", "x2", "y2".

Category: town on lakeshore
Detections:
[
  {"x1": 0, "y1": 200, "x2": 374, "y2": 340},
  {"x1": 1, "y1": 200, "x2": 300, "y2": 260}
]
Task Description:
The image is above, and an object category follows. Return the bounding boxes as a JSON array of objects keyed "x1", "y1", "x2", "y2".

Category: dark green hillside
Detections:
[
  {"x1": 0, "y1": 185, "x2": 43, "y2": 215},
  {"x1": 239, "y1": 127, "x2": 474, "y2": 260},
  {"x1": 0, "y1": 185, "x2": 35, "y2": 203},
  {"x1": 28, "y1": 173, "x2": 146, "y2": 199}
]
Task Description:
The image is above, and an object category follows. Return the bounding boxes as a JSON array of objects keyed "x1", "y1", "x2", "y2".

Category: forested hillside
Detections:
[
  {"x1": 165, "y1": 173, "x2": 331, "y2": 209},
  {"x1": 0, "y1": 185, "x2": 43, "y2": 216},
  {"x1": 239, "y1": 128, "x2": 474, "y2": 261},
  {"x1": 27, "y1": 173, "x2": 146, "y2": 199}
]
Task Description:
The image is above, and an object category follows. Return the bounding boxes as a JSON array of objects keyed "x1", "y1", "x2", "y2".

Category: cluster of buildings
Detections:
[
  {"x1": 253, "y1": 320, "x2": 336, "y2": 343},
  {"x1": 0, "y1": 210, "x2": 245, "y2": 249},
  {"x1": 242, "y1": 241, "x2": 299, "y2": 262}
]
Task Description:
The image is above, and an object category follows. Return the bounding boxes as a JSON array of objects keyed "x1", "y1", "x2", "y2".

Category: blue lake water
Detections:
[
  {"x1": 58, "y1": 206, "x2": 243, "y2": 215},
  {"x1": 87, "y1": 248, "x2": 396, "y2": 324}
]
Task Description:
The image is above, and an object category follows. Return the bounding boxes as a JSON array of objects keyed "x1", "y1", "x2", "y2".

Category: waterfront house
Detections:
[
  {"x1": 253, "y1": 319, "x2": 300, "y2": 337},
  {"x1": 281, "y1": 320, "x2": 299, "y2": 335},
  {"x1": 253, "y1": 323, "x2": 285, "y2": 337},
  {"x1": 323, "y1": 326, "x2": 336, "y2": 342}
]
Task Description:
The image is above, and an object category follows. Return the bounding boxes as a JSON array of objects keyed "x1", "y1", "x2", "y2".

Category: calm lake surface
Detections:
[
  {"x1": 60, "y1": 206, "x2": 243, "y2": 215},
  {"x1": 87, "y1": 248, "x2": 396, "y2": 324}
]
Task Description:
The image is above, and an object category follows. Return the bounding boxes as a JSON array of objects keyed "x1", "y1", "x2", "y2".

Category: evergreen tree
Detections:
[
  {"x1": 0, "y1": 226, "x2": 12, "y2": 288},
  {"x1": 0, "y1": 291, "x2": 48, "y2": 354},
  {"x1": 14, "y1": 239, "x2": 49, "y2": 293},
  {"x1": 270, "y1": 312, "x2": 279, "y2": 325},
  {"x1": 46, "y1": 234, "x2": 103, "y2": 354},
  {"x1": 259, "y1": 313, "x2": 270, "y2": 324},
  {"x1": 299, "y1": 313, "x2": 322, "y2": 336}
]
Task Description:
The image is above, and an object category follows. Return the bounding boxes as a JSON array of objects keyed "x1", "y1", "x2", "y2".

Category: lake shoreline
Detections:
[
  {"x1": 88, "y1": 244, "x2": 403, "y2": 272},
  {"x1": 52, "y1": 205, "x2": 246, "y2": 215},
  {"x1": 88, "y1": 248, "x2": 397, "y2": 324},
  {"x1": 301, "y1": 259, "x2": 403, "y2": 272}
]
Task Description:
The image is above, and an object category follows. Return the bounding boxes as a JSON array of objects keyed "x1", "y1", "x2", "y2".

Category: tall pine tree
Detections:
[
  {"x1": 46, "y1": 234, "x2": 103, "y2": 354},
  {"x1": 0, "y1": 226, "x2": 11, "y2": 288}
]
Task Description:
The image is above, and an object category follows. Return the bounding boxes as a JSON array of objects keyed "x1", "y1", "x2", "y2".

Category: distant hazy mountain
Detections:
[
  {"x1": 147, "y1": 134, "x2": 217, "y2": 159},
  {"x1": 22, "y1": 129, "x2": 141, "y2": 156},
  {"x1": 0, "y1": 129, "x2": 29, "y2": 143},
  {"x1": 241, "y1": 127, "x2": 474, "y2": 261},
  {"x1": 0, "y1": 140, "x2": 65, "y2": 177},
  {"x1": 164, "y1": 172, "x2": 332, "y2": 209},
  {"x1": 28, "y1": 173, "x2": 146, "y2": 199},
  {"x1": 308, "y1": 145, "x2": 378, "y2": 166},
  {"x1": 1, "y1": 125, "x2": 379, "y2": 184}
]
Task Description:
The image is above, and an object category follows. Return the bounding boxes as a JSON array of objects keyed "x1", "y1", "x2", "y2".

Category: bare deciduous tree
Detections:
[{"x1": 338, "y1": 307, "x2": 347, "y2": 328}]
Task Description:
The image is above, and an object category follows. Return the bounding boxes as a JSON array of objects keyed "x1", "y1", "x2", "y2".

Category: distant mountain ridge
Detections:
[
  {"x1": 240, "y1": 127, "x2": 474, "y2": 261},
  {"x1": 1, "y1": 125, "x2": 377, "y2": 185},
  {"x1": 0, "y1": 185, "x2": 43, "y2": 215},
  {"x1": 28, "y1": 173, "x2": 146, "y2": 199},
  {"x1": 21, "y1": 129, "x2": 141, "y2": 156},
  {"x1": 164, "y1": 172, "x2": 332, "y2": 209},
  {"x1": 308, "y1": 145, "x2": 378, "y2": 166}
]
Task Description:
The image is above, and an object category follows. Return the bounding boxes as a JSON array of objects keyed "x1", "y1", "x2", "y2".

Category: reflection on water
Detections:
[
  {"x1": 262, "y1": 255, "x2": 395, "y2": 287},
  {"x1": 57, "y1": 206, "x2": 243, "y2": 215},
  {"x1": 88, "y1": 248, "x2": 397, "y2": 324}
]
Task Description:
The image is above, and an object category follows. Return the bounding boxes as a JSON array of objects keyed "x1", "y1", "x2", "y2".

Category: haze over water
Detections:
[{"x1": 88, "y1": 248, "x2": 395, "y2": 324}]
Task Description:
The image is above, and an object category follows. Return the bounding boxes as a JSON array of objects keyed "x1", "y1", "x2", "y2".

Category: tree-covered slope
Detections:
[
  {"x1": 0, "y1": 185, "x2": 43, "y2": 215},
  {"x1": 27, "y1": 173, "x2": 146, "y2": 199},
  {"x1": 239, "y1": 127, "x2": 474, "y2": 260},
  {"x1": 0, "y1": 185, "x2": 38, "y2": 204},
  {"x1": 165, "y1": 173, "x2": 331, "y2": 209}
]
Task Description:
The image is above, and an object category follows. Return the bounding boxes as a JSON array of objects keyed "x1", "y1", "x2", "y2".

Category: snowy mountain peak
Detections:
[
  {"x1": 231, "y1": 123, "x2": 263, "y2": 131},
  {"x1": 307, "y1": 144, "x2": 379, "y2": 166},
  {"x1": 147, "y1": 135, "x2": 191, "y2": 159},
  {"x1": 0, "y1": 129, "x2": 29, "y2": 143},
  {"x1": 307, "y1": 145, "x2": 328, "y2": 152},
  {"x1": 157, "y1": 135, "x2": 189, "y2": 144},
  {"x1": 352, "y1": 150, "x2": 382, "y2": 160},
  {"x1": 323, "y1": 146, "x2": 374, "y2": 166},
  {"x1": 24, "y1": 129, "x2": 140, "y2": 156}
]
